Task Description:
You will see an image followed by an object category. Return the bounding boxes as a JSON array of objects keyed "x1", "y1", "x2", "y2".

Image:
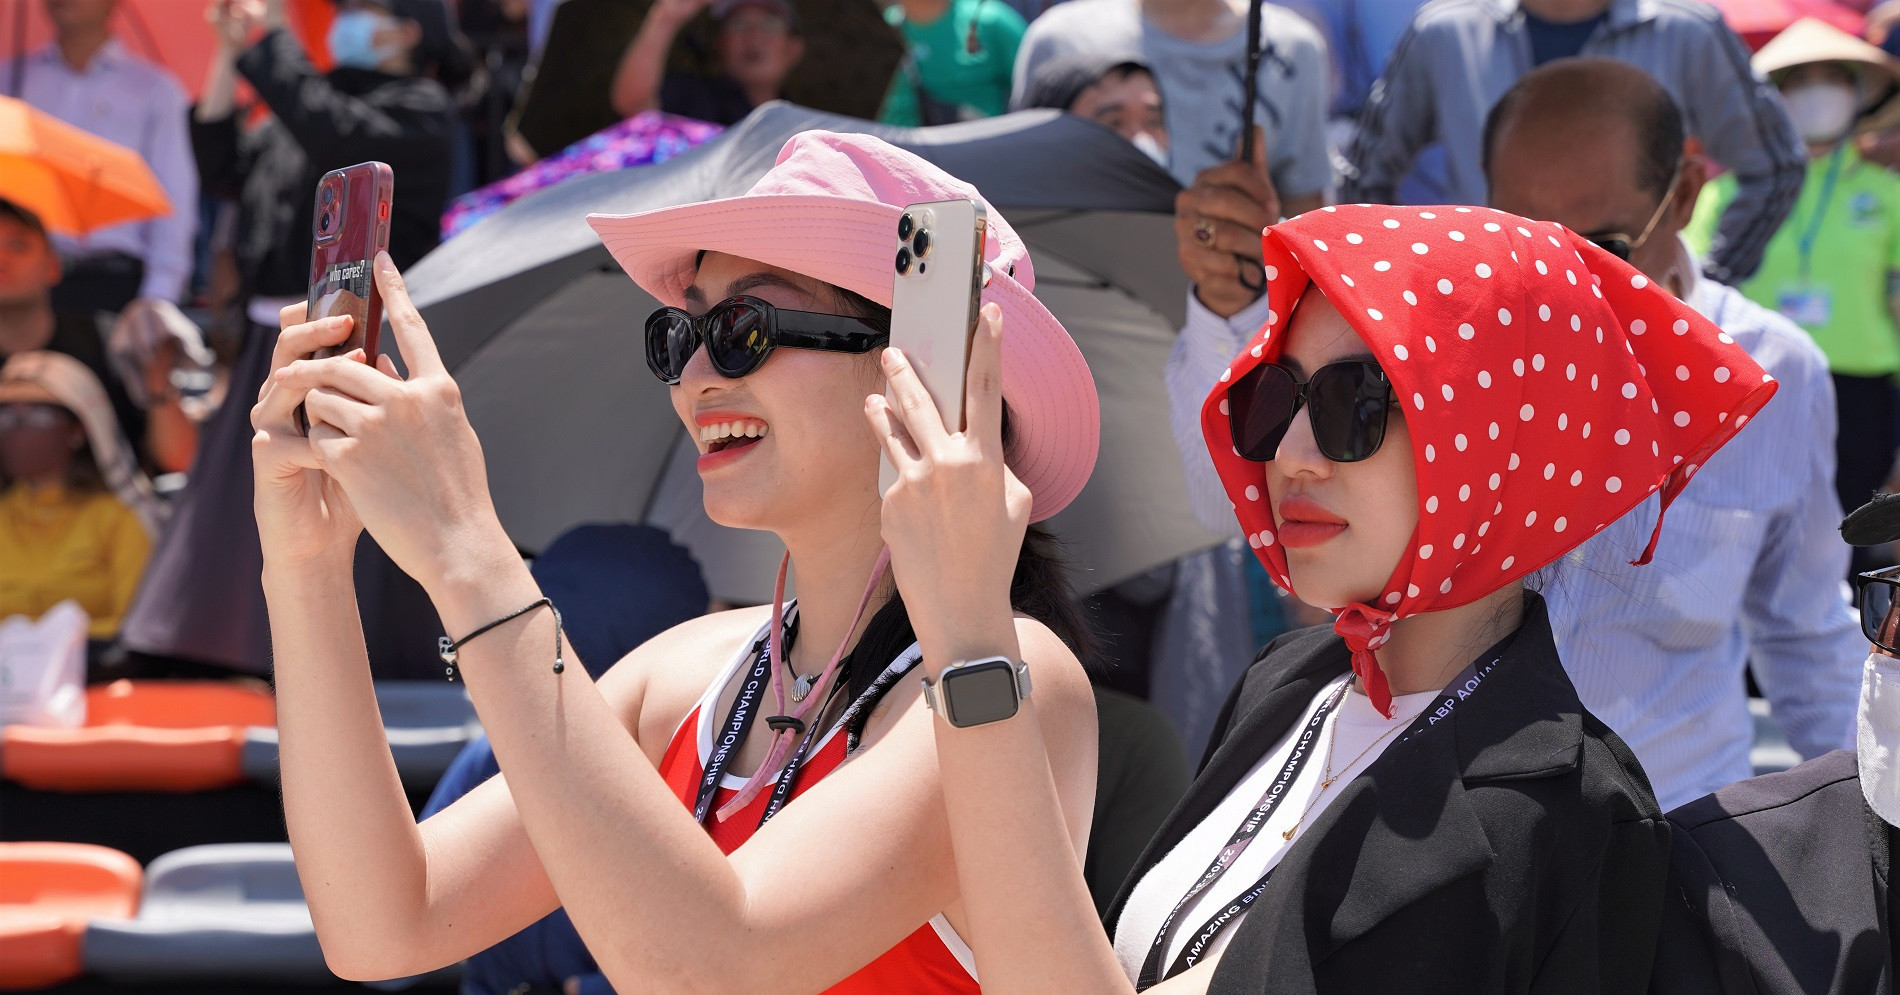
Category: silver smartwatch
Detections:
[{"x1": 922, "y1": 656, "x2": 1032, "y2": 728}]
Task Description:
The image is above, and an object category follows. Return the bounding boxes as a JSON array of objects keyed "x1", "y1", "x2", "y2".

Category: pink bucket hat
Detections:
[{"x1": 586, "y1": 130, "x2": 1099, "y2": 522}]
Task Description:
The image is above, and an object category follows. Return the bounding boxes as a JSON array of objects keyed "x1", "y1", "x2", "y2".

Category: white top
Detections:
[
  {"x1": 18, "y1": 41, "x2": 198, "y2": 302},
  {"x1": 1112, "y1": 675, "x2": 1439, "y2": 980}
]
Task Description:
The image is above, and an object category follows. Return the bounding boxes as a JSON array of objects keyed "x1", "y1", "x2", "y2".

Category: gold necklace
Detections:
[{"x1": 1280, "y1": 679, "x2": 1412, "y2": 842}]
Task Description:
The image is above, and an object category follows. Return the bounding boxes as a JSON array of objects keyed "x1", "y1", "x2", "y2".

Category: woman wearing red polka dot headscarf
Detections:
[{"x1": 878, "y1": 204, "x2": 1778, "y2": 993}]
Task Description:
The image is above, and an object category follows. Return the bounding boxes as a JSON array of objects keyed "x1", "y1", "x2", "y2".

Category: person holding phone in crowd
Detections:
[
  {"x1": 120, "y1": 0, "x2": 457, "y2": 677},
  {"x1": 882, "y1": 203, "x2": 1779, "y2": 992},
  {"x1": 610, "y1": 0, "x2": 805, "y2": 125},
  {"x1": 251, "y1": 131, "x2": 1102, "y2": 991}
]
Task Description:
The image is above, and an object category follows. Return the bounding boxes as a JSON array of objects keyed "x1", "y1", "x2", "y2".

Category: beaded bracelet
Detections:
[{"x1": 437, "y1": 597, "x2": 565, "y2": 682}]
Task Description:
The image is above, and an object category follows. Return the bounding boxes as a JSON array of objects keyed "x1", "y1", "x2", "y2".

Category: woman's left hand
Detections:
[
  {"x1": 268, "y1": 252, "x2": 510, "y2": 594},
  {"x1": 868, "y1": 303, "x2": 1029, "y2": 670}
]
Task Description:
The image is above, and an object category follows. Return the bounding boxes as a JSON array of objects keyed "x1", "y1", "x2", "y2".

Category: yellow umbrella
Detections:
[{"x1": 0, "y1": 95, "x2": 170, "y2": 235}]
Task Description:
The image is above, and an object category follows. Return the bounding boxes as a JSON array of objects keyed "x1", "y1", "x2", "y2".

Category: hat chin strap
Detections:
[{"x1": 1333, "y1": 603, "x2": 1398, "y2": 718}]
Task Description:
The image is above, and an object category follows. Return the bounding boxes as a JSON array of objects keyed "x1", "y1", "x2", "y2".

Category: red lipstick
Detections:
[{"x1": 1276, "y1": 495, "x2": 1348, "y2": 549}]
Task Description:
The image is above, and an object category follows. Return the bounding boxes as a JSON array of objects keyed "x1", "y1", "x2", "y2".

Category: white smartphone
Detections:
[{"x1": 882, "y1": 198, "x2": 989, "y2": 495}]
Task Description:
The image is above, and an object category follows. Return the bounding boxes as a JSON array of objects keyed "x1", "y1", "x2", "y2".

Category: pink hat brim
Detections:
[{"x1": 588, "y1": 195, "x2": 1099, "y2": 522}]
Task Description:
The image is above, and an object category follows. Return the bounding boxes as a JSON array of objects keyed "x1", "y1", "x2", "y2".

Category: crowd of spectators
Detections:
[{"x1": 8, "y1": 0, "x2": 1900, "y2": 988}]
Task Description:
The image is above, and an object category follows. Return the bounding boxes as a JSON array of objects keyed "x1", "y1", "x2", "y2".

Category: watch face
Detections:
[{"x1": 944, "y1": 661, "x2": 1019, "y2": 727}]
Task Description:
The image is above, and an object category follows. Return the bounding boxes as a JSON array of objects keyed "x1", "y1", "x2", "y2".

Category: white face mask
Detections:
[
  {"x1": 1782, "y1": 82, "x2": 1860, "y2": 143},
  {"x1": 1130, "y1": 130, "x2": 1168, "y2": 168},
  {"x1": 1859, "y1": 651, "x2": 1900, "y2": 827}
]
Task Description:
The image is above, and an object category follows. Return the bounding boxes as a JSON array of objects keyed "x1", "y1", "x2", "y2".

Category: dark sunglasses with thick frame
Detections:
[
  {"x1": 644, "y1": 294, "x2": 887, "y2": 385},
  {"x1": 1857, "y1": 566, "x2": 1900, "y2": 654},
  {"x1": 1228, "y1": 359, "x2": 1395, "y2": 464}
]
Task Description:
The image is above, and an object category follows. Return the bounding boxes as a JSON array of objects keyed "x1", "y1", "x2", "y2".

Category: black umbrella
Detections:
[{"x1": 404, "y1": 102, "x2": 1220, "y2": 604}]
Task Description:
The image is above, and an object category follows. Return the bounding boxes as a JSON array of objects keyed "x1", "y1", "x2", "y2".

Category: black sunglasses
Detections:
[
  {"x1": 645, "y1": 295, "x2": 887, "y2": 385},
  {"x1": 1228, "y1": 360, "x2": 1394, "y2": 464},
  {"x1": 1857, "y1": 567, "x2": 1900, "y2": 654}
]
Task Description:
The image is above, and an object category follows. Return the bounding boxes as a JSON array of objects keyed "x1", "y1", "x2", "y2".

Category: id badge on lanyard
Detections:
[
  {"x1": 1780, "y1": 144, "x2": 1847, "y2": 331},
  {"x1": 1777, "y1": 287, "x2": 1833, "y2": 328}
]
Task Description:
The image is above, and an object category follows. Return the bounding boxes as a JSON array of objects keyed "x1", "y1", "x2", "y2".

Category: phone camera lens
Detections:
[
  {"x1": 321, "y1": 186, "x2": 336, "y2": 206},
  {"x1": 912, "y1": 229, "x2": 931, "y2": 258},
  {"x1": 319, "y1": 211, "x2": 334, "y2": 233},
  {"x1": 895, "y1": 247, "x2": 912, "y2": 274},
  {"x1": 898, "y1": 213, "x2": 915, "y2": 240}
]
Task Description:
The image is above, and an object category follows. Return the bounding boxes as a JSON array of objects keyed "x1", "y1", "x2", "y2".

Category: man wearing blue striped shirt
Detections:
[{"x1": 1164, "y1": 58, "x2": 1864, "y2": 811}]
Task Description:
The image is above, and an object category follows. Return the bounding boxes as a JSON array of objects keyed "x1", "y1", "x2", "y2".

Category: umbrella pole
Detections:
[
  {"x1": 10, "y1": 0, "x2": 26, "y2": 97},
  {"x1": 1238, "y1": 0, "x2": 1262, "y2": 163}
]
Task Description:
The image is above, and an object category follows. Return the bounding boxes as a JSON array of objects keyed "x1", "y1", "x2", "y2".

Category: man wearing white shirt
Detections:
[
  {"x1": 1165, "y1": 57, "x2": 1865, "y2": 810},
  {"x1": 19, "y1": 0, "x2": 198, "y2": 310}
]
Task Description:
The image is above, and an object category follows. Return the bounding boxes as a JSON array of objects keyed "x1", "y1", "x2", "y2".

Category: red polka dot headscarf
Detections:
[{"x1": 1203, "y1": 205, "x2": 1778, "y2": 716}]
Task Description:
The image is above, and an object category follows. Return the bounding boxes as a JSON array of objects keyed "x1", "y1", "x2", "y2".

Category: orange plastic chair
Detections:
[
  {"x1": 0, "y1": 842, "x2": 140, "y2": 990},
  {"x1": 1, "y1": 681, "x2": 276, "y2": 792}
]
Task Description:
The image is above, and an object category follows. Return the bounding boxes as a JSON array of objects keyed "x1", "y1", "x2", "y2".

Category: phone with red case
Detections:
[{"x1": 307, "y1": 162, "x2": 394, "y2": 360}]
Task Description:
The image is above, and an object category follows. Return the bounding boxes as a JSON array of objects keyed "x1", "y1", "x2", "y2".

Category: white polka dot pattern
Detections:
[{"x1": 1197, "y1": 205, "x2": 1781, "y2": 716}]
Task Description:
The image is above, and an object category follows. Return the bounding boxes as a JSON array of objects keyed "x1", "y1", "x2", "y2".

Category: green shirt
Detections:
[
  {"x1": 1686, "y1": 146, "x2": 1900, "y2": 376},
  {"x1": 877, "y1": 0, "x2": 1026, "y2": 126}
]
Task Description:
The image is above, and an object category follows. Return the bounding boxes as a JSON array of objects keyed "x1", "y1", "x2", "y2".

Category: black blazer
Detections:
[
  {"x1": 1104, "y1": 595, "x2": 1672, "y2": 993},
  {"x1": 1651, "y1": 750, "x2": 1897, "y2": 994}
]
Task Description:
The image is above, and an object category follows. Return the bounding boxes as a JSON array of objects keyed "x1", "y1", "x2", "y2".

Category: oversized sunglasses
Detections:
[
  {"x1": 645, "y1": 295, "x2": 887, "y2": 384},
  {"x1": 1857, "y1": 566, "x2": 1900, "y2": 655},
  {"x1": 1228, "y1": 360, "x2": 1394, "y2": 463}
]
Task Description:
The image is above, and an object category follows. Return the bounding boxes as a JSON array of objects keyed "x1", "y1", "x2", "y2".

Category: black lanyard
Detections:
[
  {"x1": 693, "y1": 622, "x2": 921, "y2": 831},
  {"x1": 1136, "y1": 679, "x2": 1349, "y2": 988},
  {"x1": 1140, "y1": 653, "x2": 1504, "y2": 987}
]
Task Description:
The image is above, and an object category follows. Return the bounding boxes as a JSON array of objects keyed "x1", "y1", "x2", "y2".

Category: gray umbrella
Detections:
[{"x1": 403, "y1": 102, "x2": 1222, "y2": 604}]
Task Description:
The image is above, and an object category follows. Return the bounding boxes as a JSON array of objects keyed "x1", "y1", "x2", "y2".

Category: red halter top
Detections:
[{"x1": 656, "y1": 620, "x2": 980, "y2": 993}]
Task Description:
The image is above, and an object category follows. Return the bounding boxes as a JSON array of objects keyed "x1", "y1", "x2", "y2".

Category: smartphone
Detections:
[
  {"x1": 307, "y1": 162, "x2": 394, "y2": 360},
  {"x1": 882, "y1": 198, "x2": 988, "y2": 495}
]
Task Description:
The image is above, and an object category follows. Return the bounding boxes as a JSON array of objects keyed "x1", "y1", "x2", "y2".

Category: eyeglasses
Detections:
[
  {"x1": 0, "y1": 402, "x2": 69, "y2": 432},
  {"x1": 1228, "y1": 360, "x2": 1394, "y2": 463},
  {"x1": 1584, "y1": 168, "x2": 1681, "y2": 261},
  {"x1": 644, "y1": 295, "x2": 887, "y2": 385},
  {"x1": 1858, "y1": 567, "x2": 1900, "y2": 654}
]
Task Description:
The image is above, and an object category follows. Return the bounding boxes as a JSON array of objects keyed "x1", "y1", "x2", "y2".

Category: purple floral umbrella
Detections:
[{"x1": 442, "y1": 111, "x2": 724, "y2": 240}]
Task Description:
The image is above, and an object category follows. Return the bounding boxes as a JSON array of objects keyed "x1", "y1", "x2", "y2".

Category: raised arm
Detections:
[
  {"x1": 868, "y1": 305, "x2": 1213, "y2": 995},
  {"x1": 259, "y1": 258, "x2": 1099, "y2": 991},
  {"x1": 608, "y1": 0, "x2": 710, "y2": 119}
]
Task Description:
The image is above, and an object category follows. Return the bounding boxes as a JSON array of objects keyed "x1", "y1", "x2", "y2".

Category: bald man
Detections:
[{"x1": 1483, "y1": 58, "x2": 1864, "y2": 811}]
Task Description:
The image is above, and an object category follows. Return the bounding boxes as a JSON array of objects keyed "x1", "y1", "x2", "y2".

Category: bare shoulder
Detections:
[
  {"x1": 1014, "y1": 615, "x2": 1098, "y2": 750},
  {"x1": 595, "y1": 606, "x2": 773, "y2": 760}
]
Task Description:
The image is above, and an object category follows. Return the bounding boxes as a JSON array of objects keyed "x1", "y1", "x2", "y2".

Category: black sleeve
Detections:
[
  {"x1": 1646, "y1": 825, "x2": 1755, "y2": 994},
  {"x1": 189, "y1": 110, "x2": 243, "y2": 198},
  {"x1": 235, "y1": 29, "x2": 449, "y2": 165},
  {"x1": 1533, "y1": 815, "x2": 1673, "y2": 992}
]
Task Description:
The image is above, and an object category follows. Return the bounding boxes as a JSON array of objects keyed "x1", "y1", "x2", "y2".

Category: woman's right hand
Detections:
[{"x1": 250, "y1": 306, "x2": 366, "y2": 571}]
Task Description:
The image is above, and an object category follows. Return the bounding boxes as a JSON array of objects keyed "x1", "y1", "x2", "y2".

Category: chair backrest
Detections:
[
  {"x1": 373, "y1": 682, "x2": 478, "y2": 730},
  {"x1": 86, "y1": 681, "x2": 276, "y2": 729},
  {"x1": 141, "y1": 844, "x2": 306, "y2": 917},
  {"x1": 0, "y1": 842, "x2": 141, "y2": 917}
]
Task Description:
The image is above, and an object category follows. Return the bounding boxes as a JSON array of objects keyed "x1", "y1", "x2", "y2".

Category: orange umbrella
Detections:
[{"x1": 0, "y1": 95, "x2": 169, "y2": 234}]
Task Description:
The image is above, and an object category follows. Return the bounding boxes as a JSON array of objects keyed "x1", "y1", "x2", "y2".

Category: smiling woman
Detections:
[
  {"x1": 249, "y1": 131, "x2": 1102, "y2": 993},
  {"x1": 913, "y1": 204, "x2": 1782, "y2": 994}
]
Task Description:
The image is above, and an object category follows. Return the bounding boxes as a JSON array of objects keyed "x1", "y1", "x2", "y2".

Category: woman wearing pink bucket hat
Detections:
[{"x1": 249, "y1": 130, "x2": 1101, "y2": 992}]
